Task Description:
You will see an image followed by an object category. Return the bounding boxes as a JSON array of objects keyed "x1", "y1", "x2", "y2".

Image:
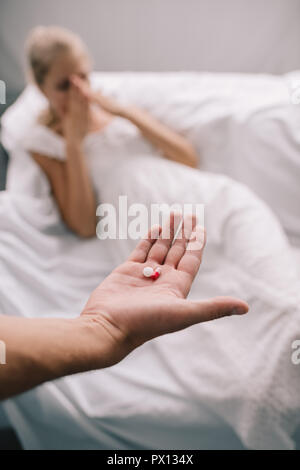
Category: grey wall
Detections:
[{"x1": 1, "y1": 0, "x2": 300, "y2": 96}]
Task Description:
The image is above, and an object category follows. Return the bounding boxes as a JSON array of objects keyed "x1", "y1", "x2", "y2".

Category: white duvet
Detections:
[{"x1": 1, "y1": 72, "x2": 300, "y2": 449}]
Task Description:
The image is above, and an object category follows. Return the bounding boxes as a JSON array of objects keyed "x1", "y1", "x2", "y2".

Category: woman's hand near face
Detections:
[
  {"x1": 63, "y1": 76, "x2": 91, "y2": 145},
  {"x1": 42, "y1": 75, "x2": 98, "y2": 238}
]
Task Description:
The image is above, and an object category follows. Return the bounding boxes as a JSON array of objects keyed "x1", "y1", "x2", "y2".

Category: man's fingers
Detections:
[
  {"x1": 164, "y1": 213, "x2": 196, "y2": 268},
  {"x1": 127, "y1": 216, "x2": 204, "y2": 269},
  {"x1": 147, "y1": 212, "x2": 181, "y2": 264},
  {"x1": 127, "y1": 225, "x2": 161, "y2": 263},
  {"x1": 176, "y1": 225, "x2": 206, "y2": 279}
]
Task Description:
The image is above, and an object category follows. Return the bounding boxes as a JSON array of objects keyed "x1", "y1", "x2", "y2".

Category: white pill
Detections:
[{"x1": 143, "y1": 266, "x2": 154, "y2": 277}]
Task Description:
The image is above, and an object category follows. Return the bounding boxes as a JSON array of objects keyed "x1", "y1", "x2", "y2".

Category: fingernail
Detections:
[{"x1": 231, "y1": 307, "x2": 248, "y2": 315}]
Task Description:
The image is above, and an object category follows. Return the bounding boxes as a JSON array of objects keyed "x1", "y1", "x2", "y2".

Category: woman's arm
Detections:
[
  {"x1": 32, "y1": 78, "x2": 97, "y2": 238},
  {"x1": 121, "y1": 105, "x2": 199, "y2": 168},
  {"x1": 93, "y1": 92, "x2": 199, "y2": 168},
  {"x1": 32, "y1": 143, "x2": 97, "y2": 238}
]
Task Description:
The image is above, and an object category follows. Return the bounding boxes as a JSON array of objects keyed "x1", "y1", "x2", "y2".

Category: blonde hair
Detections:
[{"x1": 25, "y1": 25, "x2": 91, "y2": 86}]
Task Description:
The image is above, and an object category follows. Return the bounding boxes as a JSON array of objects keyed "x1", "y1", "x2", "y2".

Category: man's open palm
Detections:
[{"x1": 82, "y1": 214, "x2": 248, "y2": 361}]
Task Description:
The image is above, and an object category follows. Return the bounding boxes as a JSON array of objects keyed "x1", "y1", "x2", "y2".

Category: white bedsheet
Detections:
[
  {"x1": 1, "y1": 72, "x2": 300, "y2": 449},
  {"x1": 1, "y1": 115, "x2": 300, "y2": 449}
]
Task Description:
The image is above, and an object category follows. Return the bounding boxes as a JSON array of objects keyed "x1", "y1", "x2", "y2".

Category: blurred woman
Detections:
[{"x1": 25, "y1": 26, "x2": 198, "y2": 237}]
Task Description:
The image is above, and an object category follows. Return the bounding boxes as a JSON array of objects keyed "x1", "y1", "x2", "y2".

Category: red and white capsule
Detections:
[
  {"x1": 143, "y1": 266, "x2": 161, "y2": 280},
  {"x1": 151, "y1": 267, "x2": 161, "y2": 280}
]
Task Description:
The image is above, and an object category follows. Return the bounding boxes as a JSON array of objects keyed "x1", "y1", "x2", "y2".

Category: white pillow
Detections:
[
  {"x1": 230, "y1": 104, "x2": 300, "y2": 246},
  {"x1": 1, "y1": 70, "x2": 293, "y2": 152},
  {"x1": 1, "y1": 85, "x2": 47, "y2": 152}
]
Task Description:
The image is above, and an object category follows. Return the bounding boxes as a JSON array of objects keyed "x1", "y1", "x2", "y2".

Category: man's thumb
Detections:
[{"x1": 184, "y1": 296, "x2": 249, "y2": 325}]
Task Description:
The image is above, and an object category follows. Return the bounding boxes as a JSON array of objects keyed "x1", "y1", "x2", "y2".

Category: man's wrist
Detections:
[
  {"x1": 74, "y1": 314, "x2": 129, "y2": 372},
  {"x1": 0, "y1": 314, "x2": 126, "y2": 400}
]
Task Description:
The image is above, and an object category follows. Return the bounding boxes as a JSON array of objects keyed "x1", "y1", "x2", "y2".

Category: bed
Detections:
[{"x1": 1, "y1": 71, "x2": 300, "y2": 449}]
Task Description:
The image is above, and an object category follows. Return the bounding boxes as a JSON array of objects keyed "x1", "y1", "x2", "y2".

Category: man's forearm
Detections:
[{"x1": 0, "y1": 315, "x2": 115, "y2": 400}]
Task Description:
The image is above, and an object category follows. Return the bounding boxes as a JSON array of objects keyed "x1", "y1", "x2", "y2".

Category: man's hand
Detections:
[
  {"x1": 0, "y1": 214, "x2": 248, "y2": 400},
  {"x1": 82, "y1": 214, "x2": 249, "y2": 365}
]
